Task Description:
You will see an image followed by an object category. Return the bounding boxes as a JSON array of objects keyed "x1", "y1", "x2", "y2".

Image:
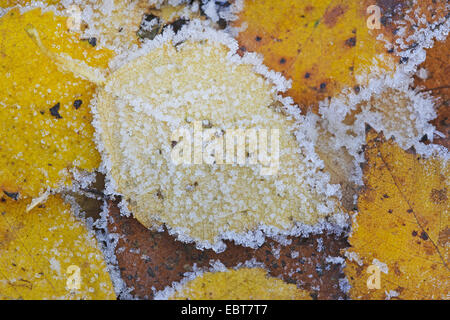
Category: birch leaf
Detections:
[
  {"x1": 168, "y1": 268, "x2": 312, "y2": 300},
  {"x1": 345, "y1": 130, "x2": 449, "y2": 300},
  {"x1": 0, "y1": 8, "x2": 114, "y2": 198},
  {"x1": 0, "y1": 195, "x2": 115, "y2": 300}
]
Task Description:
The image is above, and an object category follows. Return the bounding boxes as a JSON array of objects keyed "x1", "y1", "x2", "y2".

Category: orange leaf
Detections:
[{"x1": 233, "y1": 0, "x2": 395, "y2": 111}]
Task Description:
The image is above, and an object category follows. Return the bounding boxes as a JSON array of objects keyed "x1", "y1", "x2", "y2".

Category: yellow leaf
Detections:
[
  {"x1": 233, "y1": 0, "x2": 395, "y2": 111},
  {"x1": 0, "y1": 195, "x2": 115, "y2": 299},
  {"x1": 0, "y1": 8, "x2": 114, "y2": 198},
  {"x1": 169, "y1": 268, "x2": 312, "y2": 300},
  {"x1": 345, "y1": 130, "x2": 449, "y2": 300}
]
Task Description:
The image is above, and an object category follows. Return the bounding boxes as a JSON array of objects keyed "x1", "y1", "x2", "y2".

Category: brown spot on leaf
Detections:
[
  {"x1": 305, "y1": 5, "x2": 314, "y2": 13},
  {"x1": 420, "y1": 231, "x2": 429, "y2": 241},
  {"x1": 345, "y1": 37, "x2": 357, "y2": 47},
  {"x1": 323, "y1": 5, "x2": 347, "y2": 28},
  {"x1": 393, "y1": 262, "x2": 402, "y2": 276},
  {"x1": 3, "y1": 191, "x2": 19, "y2": 200},
  {"x1": 49, "y1": 103, "x2": 62, "y2": 119}
]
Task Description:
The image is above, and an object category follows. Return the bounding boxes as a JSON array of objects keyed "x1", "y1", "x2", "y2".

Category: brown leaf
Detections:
[{"x1": 414, "y1": 36, "x2": 450, "y2": 149}]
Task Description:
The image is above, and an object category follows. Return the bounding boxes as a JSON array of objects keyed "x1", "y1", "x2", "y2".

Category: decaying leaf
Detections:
[
  {"x1": 414, "y1": 36, "x2": 450, "y2": 149},
  {"x1": 107, "y1": 200, "x2": 348, "y2": 300},
  {"x1": 0, "y1": 194, "x2": 115, "y2": 299},
  {"x1": 167, "y1": 268, "x2": 312, "y2": 300},
  {"x1": 345, "y1": 130, "x2": 449, "y2": 300},
  {"x1": 0, "y1": 8, "x2": 114, "y2": 198},
  {"x1": 233, "y1": 0, "x2": 396, "y2": 111}
]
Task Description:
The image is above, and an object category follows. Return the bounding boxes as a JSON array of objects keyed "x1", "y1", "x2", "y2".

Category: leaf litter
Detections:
[{"x1": 1, "y1": 0, "x2": 449, "y2": 299}]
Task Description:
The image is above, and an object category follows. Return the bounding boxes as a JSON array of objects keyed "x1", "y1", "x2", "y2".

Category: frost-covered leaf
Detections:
[
  {"x1": 83, "y1": 23, "x2": 343, "y2": 250},
  {"x1": 0, "y1": 194, "x2": 115, "y2": 300},
  {"x1": 166, "y1": 268, "x2": 312, "y2": 300},
  {"x1": 0, "y1": 8, "x2": 114, "y2": 198},
  {"x1": 107, "y1": 200, "x2": 347, "y2": 300},
  {"x1": 345, "y1": 130, "x2": 449, "y2": 300},
  {"x1": 318, "y1": 77, "x2": 439, "y2": 164}
]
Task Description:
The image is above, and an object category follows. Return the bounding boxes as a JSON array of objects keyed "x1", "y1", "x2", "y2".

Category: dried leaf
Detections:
[
  {"x1": 169, "y1": 268, "x2": 312, "y2": 300},
  {"x1": 0, "y1": 8, "x2": 114, "y2": 198},
  {"x1": 345, "y1": 130, "x2": 449, "y2": 299},
  {"x1": 0, "y1": 194, "x2": 115, "y2": 299}
]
